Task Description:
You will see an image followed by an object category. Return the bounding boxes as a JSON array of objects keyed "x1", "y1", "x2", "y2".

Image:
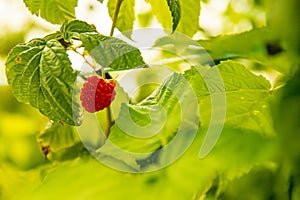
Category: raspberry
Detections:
[{"x1": 80, "y1": 76, "x2": 116, "y2": 113}]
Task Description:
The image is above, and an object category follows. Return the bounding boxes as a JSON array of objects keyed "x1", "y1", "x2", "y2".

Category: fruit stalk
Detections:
[{"x1": 105, "y1": 0, "x2": 124, "y2": 137}]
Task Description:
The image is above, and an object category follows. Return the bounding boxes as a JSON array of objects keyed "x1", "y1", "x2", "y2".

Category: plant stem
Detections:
[
  {"x1": 105, "y1": 106, "x2": 114, "y2": 138},
  {"x1": 105, "y1": 0, "x2": 124, "y2": 138},
  {"x1": 109, "y1": 0, "x2": 124, "y2": 37},
  {"x1": 72, "y1": 48, "x2": 95, "y2": 69}
]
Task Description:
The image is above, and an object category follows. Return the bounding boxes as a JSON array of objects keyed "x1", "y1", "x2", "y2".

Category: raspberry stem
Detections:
[
  {"x1": 103, "y1": 0, "x2": 124, "y2": 137},
  {"x1": 72, "y1": 48, "x2": 96, "y2": 69},
  {"x1": 105, "y1": 106, "x2": 114, "y2": 137}
]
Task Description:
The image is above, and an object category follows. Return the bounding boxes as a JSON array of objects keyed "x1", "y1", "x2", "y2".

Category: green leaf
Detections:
[
  {"x1": 167, "y1": 0, "x2": 181, "y2": 32},
  {"x1": 60, "y1": 20, "x2": 96, "y2": 42},
  {"x1": 39, "y1": 123, "x2": 81, "y2": 151},
  {"x1": 176, "y1": 0, "x2": 200, "y2": 36},
  {"x1": 80, "y1": 32, "x2": 145, "y2": 71},
  {"x1": 275, "y1": 70, "x2": 300, "y2": 183},
  {"x1": 108, "y1": 0, "x2": 135, "y2": 35},
  {"x1": 5, "y1": 38, "x2": 82, "y2": 126},
  {"x1": 198, "y1": 28, "x2": 296, "y2": 75},
  {"x1": 146, "y1": 0, "x2": 200, "y2": 36},
  {"x1": 185, "y1": 60, "x2": 274, "y2": 135},
  {"x1": 145, "y1": 0, "x2": 172, "y2": 31},
  {"x1": 0, "y1": 163, "x2": 44, "y2": 200},
  {"x1": 27, "y1": 127, "x2": 277, "y2": 200},
  {"x1": 198, "y1": 28, "x2": 274, "y2": 61},
  {"x1": 96, "y1": 72, "x2": 199, "y2": 171},
  {"x1": 23, "y1": 0, "x2": 40, "y2": 15},
  {"x1": 38, "y1": 122, "x2": 85, "y2": 161},
  {"x1": 23, "y1": 0, "x2": 77, "y2": 24}
]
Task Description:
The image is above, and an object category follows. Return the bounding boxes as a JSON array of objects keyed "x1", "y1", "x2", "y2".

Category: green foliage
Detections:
[
  {"x1": 23, "y1": 0, "x2": 77, "y2": 24},
  {"x1": 60, "y1": 20, "x2": 96, "y2": 42},
  {"x1": 166, "y1": 0, "x2": 181, "y2": 32},
  {"x1": 176, "y1": 0, "x2": 200, "y2": 37},
  {"x1": 186, "y1": 61, "x2": 274, "y2": 135},
  {"x1": 274, "y1": 70, "x2": 300, "y2": 200},
  {"x1": 198, "y1": 28, "x2": 296, "y2": 75},
  {"x1": 23, "y1": 127, "x2": 277, "y2": 200},
  {"x1": 4, "y1": 20, "x2": 145, "y2": 125},
  {"x1": 80, "y1": 32, "x2": 145, "y2": 70},
  {"x1": 38, "y1": 123, "x2": 85, "y2": 161},
  {"x1": 5, "y1": 38, "x2": 81, "y2": 126},
  {"x1": 2, "y1": 0, "x2": 300, "y2": 199},
  {"x1": 107, "y1": 72, "x2": 198, "y2": 154},
  {"x1": 145, "y1": 0, "x2": 200, "y2": 36}
]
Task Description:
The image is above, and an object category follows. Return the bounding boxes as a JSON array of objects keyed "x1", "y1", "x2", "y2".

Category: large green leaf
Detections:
[
  {"x1": 198, "y1": 28, "x2": 296, "y2": 75},
  {"x1": 185, "y1": 60, "x2": 274, "y2": 136},
  {"x1": 107, "y1": 0, "x2": 135, "y2": 35},
  {"x1": 23, "y1": 0, "x2": 77, "y2": 24},
  {"x1": 60, "y1": 20, "x2": 96, "y2": 42},
  {"x1": 146, "y1": 0, "x2": 200, "y2": 36},
  {"x1": 5, "y1": 38, "x2": 82, "y2": 125},
  {"x1": 80, "y1": 32, "x2": 145, "y2": 71},
  {"x1": 176, "y1": 0, "x2": 200, "y2": 37},
  {"x1": 96, "y1": 72, "x2": 199, "y2": 172},
  {"x1": 198, "y1": 28, "x2": 273, "y2": 61},
  {"x1": 26, "y1": 126, "x2": 277, "y2": 200}
]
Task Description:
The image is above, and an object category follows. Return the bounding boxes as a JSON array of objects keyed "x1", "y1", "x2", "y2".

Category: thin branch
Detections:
[
  {"x1": 109, "y1": 0, "x2": 124, "y2": 37},
  {"x1": 72, "y1": 48, "x2": 95, "y2": 69},
  {"x1": 105, "y1": 0, "x2": 124, "y2": 138}
]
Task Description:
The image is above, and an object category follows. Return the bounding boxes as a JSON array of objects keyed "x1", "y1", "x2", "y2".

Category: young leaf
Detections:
[
  {"x1": 166, "y1": 0, "x2": 181, "y2": 32},
  {"x1": 60, "y1": 20, "x2": 97, "y2": 42},
  {"x1": 38, "y1": 122, "x2": 85, "y2": 161},
  {"x1": 23, "y1": 0, "x2": 77, "y2": 24},
  {"x1": 108, "y1": 0, "x2": 135, "y2": 35},
  {"x1": 5, "y1": 38, "x2": 82, "y2": 126},
  {"x1": 80, "y1": 32, "x2": 145, "y2": 71}
]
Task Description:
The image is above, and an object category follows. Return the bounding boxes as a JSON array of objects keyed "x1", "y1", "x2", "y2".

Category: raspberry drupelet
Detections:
[{"x1": 80, "y1": 76, "x2": 116, "y2": 113}]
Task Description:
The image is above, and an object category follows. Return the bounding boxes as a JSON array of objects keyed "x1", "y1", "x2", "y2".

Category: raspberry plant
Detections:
[{"x1": 1, "y1": 0, "x2": 300, "y2": 200}]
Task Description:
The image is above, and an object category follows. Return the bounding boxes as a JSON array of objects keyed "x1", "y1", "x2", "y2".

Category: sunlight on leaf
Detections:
[{"x1": 23, "y1": 0, "x2": 77, "y2": 24}]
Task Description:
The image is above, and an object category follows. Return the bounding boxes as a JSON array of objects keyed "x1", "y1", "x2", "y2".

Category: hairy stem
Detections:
[{"x1": 109, "y1": 0, "x2": 124, "y2": 37}]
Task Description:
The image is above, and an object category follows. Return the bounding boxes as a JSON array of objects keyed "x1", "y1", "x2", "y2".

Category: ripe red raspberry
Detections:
[{"x1": 80, "y1": 76, "x2": 116, "y2": 113}]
